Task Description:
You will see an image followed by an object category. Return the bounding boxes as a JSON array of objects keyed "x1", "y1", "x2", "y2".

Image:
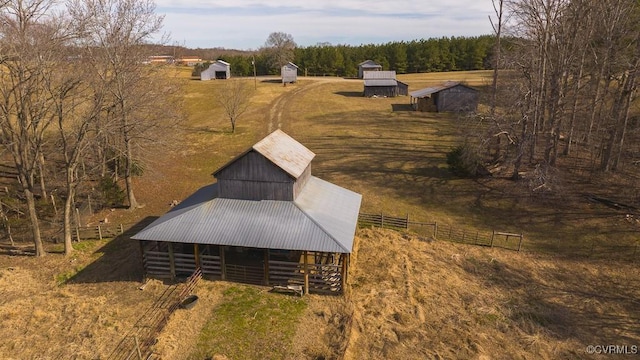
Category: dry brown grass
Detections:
[
  {"x1": 340, "y1": 228, "x2": 640, "y2": 359},
  {"x1": 1, "y1": 71, "x2": 639, "y2": 359}
]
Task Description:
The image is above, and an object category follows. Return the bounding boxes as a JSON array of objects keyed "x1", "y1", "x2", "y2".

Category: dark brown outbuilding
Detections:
[{"x1": 410, "y1": 82, "x2": 478, "y2": 112}]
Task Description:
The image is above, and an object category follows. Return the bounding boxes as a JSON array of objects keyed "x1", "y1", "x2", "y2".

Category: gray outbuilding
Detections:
[
  {"x1": 132, "y1": 130, "x2": 362, "y2": 295},
  {"x1": 410, "y1": 81, "x2": 478, "y2": 112},
  {"x1": 200, "y1": 60, "x2": 231, "y2": 80},
  {"x1": 363, "y1": 71, "x2": 408, "y2": 97},
  {"x1": 281, "y1": 62, "x2": 299, "y2": 84},
  {"x1": 358, "y1": 59, "x2": 382, "y2": 78}
]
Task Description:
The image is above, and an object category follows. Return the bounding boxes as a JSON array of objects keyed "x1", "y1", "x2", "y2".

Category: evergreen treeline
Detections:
[{"x1": 218, "y1": 35, "x2": 495, "y2": 77}]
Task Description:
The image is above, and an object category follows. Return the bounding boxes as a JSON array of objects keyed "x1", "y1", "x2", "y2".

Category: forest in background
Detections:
[{"x1": 169, "y1": 35, "x2": 495, "y2": 77}]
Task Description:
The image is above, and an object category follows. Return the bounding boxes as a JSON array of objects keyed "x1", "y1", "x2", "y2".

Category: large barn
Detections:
[
  {"x1": 410, "y1": 82, "x2": 478, "y2": 112},
  {"x1": 281, "y1": 62, "x2": 299, "y2": 84},
  {"x1": 132, "y1": 130, "x2": 362, "y2": 295},
  {"x1": 358, "y1": 59, "x2": 382, "y2": 78},
  {"x1": 200, "y1": 60, "x2": 231, "y2": 80}
]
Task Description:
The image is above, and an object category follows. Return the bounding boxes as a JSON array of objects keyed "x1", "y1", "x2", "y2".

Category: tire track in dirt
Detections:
[{"x1": 267, "y1": 78, "x2": 350, "y2": 132}]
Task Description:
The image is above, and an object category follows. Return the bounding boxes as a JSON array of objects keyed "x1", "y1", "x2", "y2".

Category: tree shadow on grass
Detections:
[
  {"x1": 462, "y1": 257, "x2": 640, "y2": 348},
  {"x1": 67, "y1": 216, "x2": 158, "y2": 284}
]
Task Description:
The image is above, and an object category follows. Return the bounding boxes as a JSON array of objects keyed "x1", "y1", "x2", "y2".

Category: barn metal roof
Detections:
[
  {"x1": 409, "y1": 81, "x2": 476, "y2": 98},
  {"x1": 252, "y1": 129, "x2": 315, "y2": 178},
  {"x1": 214, "y1": 129, "x2": 315, "y2": 179},
  {"x1": 358, "y1": 59, "x2": 381, "y2": 67},
  {"x1": 364, "y1": 79, "x2": 398, "y2": 87},
  {"x1": 131, "y1": 177, "x2": 362, "y2": 253},
  {"x1": 363, "y1": 71, "x2": 396, "y2": 80},
  {"x1": 282, "y1": 62, "x2": 299, "y2": 69}
]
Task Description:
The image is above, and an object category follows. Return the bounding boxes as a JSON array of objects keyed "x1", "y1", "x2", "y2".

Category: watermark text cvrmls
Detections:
[{"x1": 586, "y1": 345, "x2": 638, "y2": 355}]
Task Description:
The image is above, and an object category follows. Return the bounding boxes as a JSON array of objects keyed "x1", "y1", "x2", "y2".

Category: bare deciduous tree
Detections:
[
  {"x1": 68, "y1": 0, "x2": 166, "y2": 210},
  {"x1": 216, "y1": 79, "x2": 252, "y2": 133},
  {"x1": 262, "y1": 32, "x2": 297, "y2": 72},
  {"x1": 0, "y1": 0, "x2": 70, "y2": 256}
]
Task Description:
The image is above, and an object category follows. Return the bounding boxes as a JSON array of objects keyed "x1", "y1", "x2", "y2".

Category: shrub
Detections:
[
  {"x1": 446, "y1": 144, "x2": 484, "y2": 178},
  {"x1": 98, "y1": 177, "x2": 125, "y2": 207}
]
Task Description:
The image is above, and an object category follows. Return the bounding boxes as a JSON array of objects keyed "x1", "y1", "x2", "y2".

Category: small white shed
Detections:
[
  {"x1": 281, "y1": 62, "x2": 299, "y2": 84},
  {"x1": 201, "y1": 60, "x2": 231, "y2": 80}
]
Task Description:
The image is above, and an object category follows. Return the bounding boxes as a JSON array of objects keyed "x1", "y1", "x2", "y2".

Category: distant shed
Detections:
[
  {"x1": 358, "y1": 60, "x2": 382, "y2": 78},
  {"x1": 364, "y1": 79, "x2": 399, "y2": 97},
  {"x1": 281, "y1": 62, "x2": 299, "y2": 84},
  {"x1": 410, "y1": 82, "x2": 478, "y2": 112},
  {"x1": 397, "y1": 80, "x2": 409, "y2": 96},
  {"x1": 201, "y1": 60, "x2": 231, "y2": 80},
  {"x1": 363, "y1": 71, "x2": 408, "y2": 97}
]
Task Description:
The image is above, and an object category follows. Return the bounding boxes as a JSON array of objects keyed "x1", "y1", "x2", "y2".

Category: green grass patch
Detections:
[{"x1": 189, "y1": 286, "x2": 307, "y2": 360}]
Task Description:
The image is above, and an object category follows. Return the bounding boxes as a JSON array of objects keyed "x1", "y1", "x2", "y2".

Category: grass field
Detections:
[{"x1": 1, "y1": 70, "x2": 639, "y2": 359}]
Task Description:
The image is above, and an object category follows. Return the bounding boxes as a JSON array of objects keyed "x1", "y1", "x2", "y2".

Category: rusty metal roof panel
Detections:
[
  {"x1": 251, "y1": 129, "x2": 315, "y2": 179},
  {"x1": 132, "y1": 177, "x2": 360, "y2": 253}
]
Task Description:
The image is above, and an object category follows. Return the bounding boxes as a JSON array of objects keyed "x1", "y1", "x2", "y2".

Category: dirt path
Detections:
[{"x1": 267, "y1": 77, "x2": 354, "y2": 132}]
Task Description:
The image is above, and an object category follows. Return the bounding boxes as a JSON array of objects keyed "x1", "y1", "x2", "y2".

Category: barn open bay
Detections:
[{"x1": 0, "y1": 71, "x2": 639, "y2": 359}]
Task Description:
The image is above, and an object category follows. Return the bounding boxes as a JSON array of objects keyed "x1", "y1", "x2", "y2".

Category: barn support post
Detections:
[
  {"x1": 342, "y1": 253, "x2": 349, "y2": 288},
  {"x1": 194, "y1": 244, "x2": 201, "y2": 268},
  {"x1": 264, "y1": 249, "x2": 269, "y2": 285},
  {"x1": 303, "y1": 251, "x2": 309, "y2": 295},
  {"x1": 168, "y1": 242, "x2": 176, "y2": 280},
  {"x1": 138, "y1": 240, "x2": 147, "y2": 281},
  {"x1": 220, "y1": 246, "x2": 226, "y2": 280}
]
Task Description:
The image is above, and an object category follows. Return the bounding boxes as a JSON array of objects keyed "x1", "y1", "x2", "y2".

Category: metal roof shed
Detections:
[
  {"x1": 358, "y1": 59, "x2": 382, "y2": 78},
  {"x1": 410, "y1": 82, "x2": 478, "y2": 112},
  {"x1": 132, "y1": 130, "x2": 362, "y2": 295}
]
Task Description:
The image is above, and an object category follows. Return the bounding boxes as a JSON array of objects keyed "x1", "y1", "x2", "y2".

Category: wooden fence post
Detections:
[
  {"x1": 490, "y1": 230, "x2": 495, "y2": 248},
  {"x1": 380, "y1": 213, "x2": 384, "y2": 228},
  {"x1": 434, "y1": 222, "x2": 438, "y2": 239},
  {"x1": 134, "y1": 336, "x2": 143, "y2": 360},
  {"x1": 518, "y1": 234, "x2": 523, "y2": 251},
  {"x1": 98, "y1": 225, "x2": 102, "y2": 240},
  {"x1": 120, "y1": 224, "x2": 124, "y2": 234}
]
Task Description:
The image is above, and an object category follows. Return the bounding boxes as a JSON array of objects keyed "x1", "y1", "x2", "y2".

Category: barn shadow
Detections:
[
  {"x1": 67, "y1": 216, "x2": 158, "y2": 284},
  {"x1": 261, "y1": 79, "x2": 282, "y2": 84},
  {"x1": 391, "y1": 103, "x2": 413, "y2": 112},
  {"x1": 334, "y1": 91, "x2": 363, "y2": 97}
]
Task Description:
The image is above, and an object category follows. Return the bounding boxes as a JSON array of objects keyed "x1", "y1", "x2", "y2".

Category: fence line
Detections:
[
  {"x1": 358, "y1": 212, "x2": 521, "y2": 251},
  {"x1": 109, "y1": 268, "x2": 202, "y2": 360},
  {"x1": 358, "y1": 212, "x2": 638, "y2": 260}
]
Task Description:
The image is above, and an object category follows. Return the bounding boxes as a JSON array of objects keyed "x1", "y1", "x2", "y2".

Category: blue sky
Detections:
[{"x1": 155, "y1": 1, "x2": 496, "y2": 50}]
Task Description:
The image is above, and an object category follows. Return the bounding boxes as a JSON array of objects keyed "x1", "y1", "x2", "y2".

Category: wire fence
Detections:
[{"x1": 358, "y1": 212, "x2": 638, "y2": 261}]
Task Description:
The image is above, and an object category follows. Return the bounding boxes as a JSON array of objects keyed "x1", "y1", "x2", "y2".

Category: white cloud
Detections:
[{"x1": 155, "y1": 0, "x2": 495, "y2": 49}]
